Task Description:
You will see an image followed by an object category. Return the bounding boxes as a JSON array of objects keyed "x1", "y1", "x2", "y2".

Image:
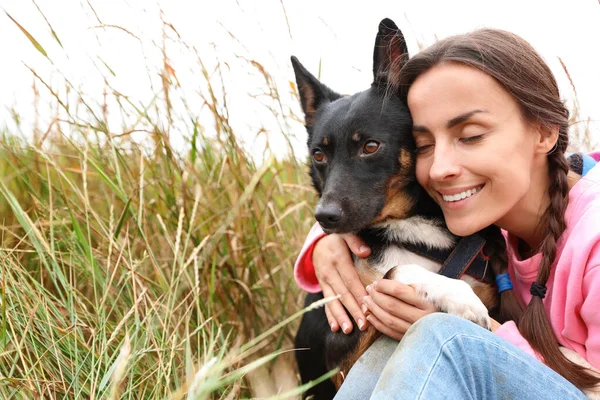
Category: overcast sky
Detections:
[{"x1": 1, "y1": 0, "x2": 599, "y2": 160}]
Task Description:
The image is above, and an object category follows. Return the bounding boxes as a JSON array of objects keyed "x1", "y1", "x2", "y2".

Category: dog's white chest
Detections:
[{"x1": 356, "y1": 245, "x2": 442, "y2": 279}]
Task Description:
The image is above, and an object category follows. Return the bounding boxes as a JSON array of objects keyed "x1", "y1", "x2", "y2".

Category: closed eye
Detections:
[
  {"x1": 459, "y1": 134, "x2": 485, "y2": 144},
  {"x1": 414, "y1": 144, "x2": 433, "y2": 155}
]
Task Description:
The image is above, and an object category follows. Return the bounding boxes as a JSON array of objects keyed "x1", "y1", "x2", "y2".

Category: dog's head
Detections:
[{"x1": 292, "y1": 19, "x2": 422, "y2": 234}]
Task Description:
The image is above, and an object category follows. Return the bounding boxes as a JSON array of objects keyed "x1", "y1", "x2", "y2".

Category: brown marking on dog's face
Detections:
[
  {"x1": 322, "y1": 137, "x2": 329, "y2": 146},
  {"x1": 399, "y1": 148, "x2": 412, "y2": 171},
  {"x1": 352, "y1": 132, "x2": 361, "y2": 142},
  {"x1": 372, "y1": 179, "x2": 413, "y2": 223},
  {"x1": 370, "y1": 148, "x2": 416, "y2": 223}
]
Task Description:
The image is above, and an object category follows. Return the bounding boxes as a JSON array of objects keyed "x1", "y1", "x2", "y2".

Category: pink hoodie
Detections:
[{"x1": 294, "y1": 152, "x2": 600, "y2": 367}]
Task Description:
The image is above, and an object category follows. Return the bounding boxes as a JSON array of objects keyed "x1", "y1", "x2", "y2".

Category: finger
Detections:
[
  {"x1": 322, "y1": 282, "x2": 355, "y2": 334},
  {"x1": 366, "y1": 313, "x2": 404, "y2": 341},
  {"x1": 342, "y1": 233, "x2": 371, "y2": 258},
  {"x1": 313, "y1": 234, "x2": 367, "y2": 329},
  {"x1": 327, "y1": 270, "x2": 367, "y2": 330},
  {"x1": 338, "y1": 264, "x2": 369, "y2": 304},
  {"x1": 363, "y1": 294, "x2": 411, "y2": 336},
  {"x1": 324, "y1": 304, "x2": 339, "y2": 332},
  {"x1": 321, "y1": 284, "x2": 340, "y2": 332},
  {"x1": 318, "y1": 251, "x2": 368, "y2": 328},
  {"x1": 366, "y1": 285, "x2": 426, "y2": 323},
  {"x1": 371, "y1": 280, "x2": 434, "y2": 310},
  {"x1": 321, "y1": 282, "x2": 343, "y2": 331}
]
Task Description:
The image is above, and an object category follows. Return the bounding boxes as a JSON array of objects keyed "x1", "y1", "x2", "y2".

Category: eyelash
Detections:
[
  {"x1": 414, "y1": 145, "x2": 432, "y2": 155},
  {"x1": 460, "y1": 134, "x2": 485, "y2": 144},
  {"x1": 414, "y1": 134, "x2": 485, "y2": 155}
]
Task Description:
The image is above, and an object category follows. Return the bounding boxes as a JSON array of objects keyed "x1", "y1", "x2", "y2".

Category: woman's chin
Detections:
[{"x1": 446, "y1": 219, "x2": 484, "y2": 237}]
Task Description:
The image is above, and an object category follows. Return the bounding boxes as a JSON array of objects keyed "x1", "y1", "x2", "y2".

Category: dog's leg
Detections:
[
  {"x1": 387, "y1": 264, "x2": 491, "y2": 329},
  {"x1": 295, "y1": 293, "x2": 337, "y2": 400}
]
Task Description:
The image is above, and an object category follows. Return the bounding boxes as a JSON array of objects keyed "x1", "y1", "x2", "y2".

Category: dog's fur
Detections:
[{"x1": 292, "y1": 19, "x2": 505, "y2": 399}]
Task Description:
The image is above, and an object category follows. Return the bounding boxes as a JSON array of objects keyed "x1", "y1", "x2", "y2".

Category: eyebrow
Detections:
[{"x1": 413, "y1": 109, "x2": 488, "y2": 133}]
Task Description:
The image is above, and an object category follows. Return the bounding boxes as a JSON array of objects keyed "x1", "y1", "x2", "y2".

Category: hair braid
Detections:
[
  {"x1": 517, "y1": 147, "x2": 600, "y2": 388},
  {"x1": 481, "y1": 225, "x2": 524, "y2": 323}
]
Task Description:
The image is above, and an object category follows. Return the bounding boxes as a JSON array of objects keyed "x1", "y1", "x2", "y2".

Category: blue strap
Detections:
[{"x1": 582, "y1": 154, "x2": 597, "y2": 177}]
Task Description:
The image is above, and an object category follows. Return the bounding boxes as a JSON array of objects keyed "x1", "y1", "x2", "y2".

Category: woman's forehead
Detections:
[{"x1": 407, "y1": 63, "x2": 516, "y2": 118}]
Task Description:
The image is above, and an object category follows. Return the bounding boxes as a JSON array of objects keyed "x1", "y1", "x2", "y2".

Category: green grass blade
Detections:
[{"x1": 4, "y1": 11, "x2": 48, "y2": 58}]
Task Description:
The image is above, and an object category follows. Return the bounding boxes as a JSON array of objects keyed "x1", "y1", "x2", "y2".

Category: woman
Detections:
[{"x1": 294, "y1": 28, "x2": 600, "y2": 398}]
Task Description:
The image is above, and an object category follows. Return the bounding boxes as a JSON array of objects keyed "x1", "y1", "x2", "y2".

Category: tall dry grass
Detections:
[
  {"x1": 0, "y1": 6, "x2": 330, "y2": 399},
  {"x1": 2, "y1": 4, "x2": 596, "y2": 399}
]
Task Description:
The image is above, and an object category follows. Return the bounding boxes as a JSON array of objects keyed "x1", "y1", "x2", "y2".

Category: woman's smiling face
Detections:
[{"x1": 408, "y1": 62, "x2": 543, "y2": 236}]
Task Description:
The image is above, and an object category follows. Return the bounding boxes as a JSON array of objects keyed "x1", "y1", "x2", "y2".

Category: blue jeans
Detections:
[{"x1": 334, "y1": 313, "x2": 587, "y2": 399}]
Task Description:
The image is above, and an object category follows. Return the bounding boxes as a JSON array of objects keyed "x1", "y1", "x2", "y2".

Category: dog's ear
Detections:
[
  {"x1": 291, "y1": 56, "x2": 341, "y2": 128},
  {"x1": 372, "y1": 18, "x2": 409, "y2": 88}
]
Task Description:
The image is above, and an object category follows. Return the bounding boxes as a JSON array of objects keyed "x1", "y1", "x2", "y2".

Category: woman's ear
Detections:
[{"x1": 535, "y1": 124, "x2": 560, "y2": 154}]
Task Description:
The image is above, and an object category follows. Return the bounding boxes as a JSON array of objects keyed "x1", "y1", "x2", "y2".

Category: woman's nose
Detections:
[{"x1": 429, "y1": 145, "x2": 462, "y2": 181}]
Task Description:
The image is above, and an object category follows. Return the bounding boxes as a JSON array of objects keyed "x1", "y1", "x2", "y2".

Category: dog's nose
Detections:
[{"x1": 315, "y1": 204, "x2": 344, "y2": 228}]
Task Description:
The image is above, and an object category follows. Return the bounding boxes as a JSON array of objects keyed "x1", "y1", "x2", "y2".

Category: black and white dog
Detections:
[{"x1": 291, "y1": 18, "x2": 503, "y2": 399}]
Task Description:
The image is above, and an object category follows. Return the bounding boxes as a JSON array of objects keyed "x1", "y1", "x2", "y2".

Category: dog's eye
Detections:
[
  {"x1": 313, "y1": 150, "x2": 325, "y2": 162},
  {"x1": 363, "y1": 141, "x2": 380, "y2": 154}
]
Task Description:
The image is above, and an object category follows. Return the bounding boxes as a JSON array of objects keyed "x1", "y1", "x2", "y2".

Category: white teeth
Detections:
[{"x1": 442, "y1": 186, "x2": 482, "y2": 202}]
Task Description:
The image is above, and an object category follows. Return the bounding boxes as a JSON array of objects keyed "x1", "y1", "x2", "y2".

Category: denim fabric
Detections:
[{"x1": 335, "y1": 313, "x2": 587, "y2": 400}]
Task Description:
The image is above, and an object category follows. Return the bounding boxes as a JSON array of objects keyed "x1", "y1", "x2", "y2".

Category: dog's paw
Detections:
[
  {"x1": 423, "y1": 278, "x2": 491, "y2": 330},
  {"x1": 388, "y1": 264, "x2": 490, "y2": 330}
]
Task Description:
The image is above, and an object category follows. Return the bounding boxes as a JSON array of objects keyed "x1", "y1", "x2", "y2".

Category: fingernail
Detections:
[
  {"x1": 358, "y1": 318, "x2": 365, "y2": 330},
  {"x1": 342, "y1": 322, "x2": 349, "y2": 333},
  {"x1": 366, "y1": 285, "x2": 372, "y2": 293},
  {"x1": 366, "y1": 315, "x2": 372, "y2": 323},
  {"x1": 359, "y1": 246, "x2": 368, "y2": 253},
  {"x1": 362, "y1": 304, "x2": 368, "y2": 314},
  {"x1": 330, "y1": 322, "x2": 338, "y2": 332},
  {"x1": 373, "y1": 280, "x2": 378, "y2": 287}
]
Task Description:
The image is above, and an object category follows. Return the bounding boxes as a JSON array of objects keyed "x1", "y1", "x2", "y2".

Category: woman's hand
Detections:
[
  {"x1": 312, "y1": 233, "x2": 371, "y2": 334},
  {"x1": 363, "y1": 280, "x2": 438, "y2": 341}
]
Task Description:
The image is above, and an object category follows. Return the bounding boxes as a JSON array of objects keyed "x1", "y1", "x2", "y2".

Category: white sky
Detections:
[{"x1": 1, "y1": 0, "x2": 599, "y2": 160}]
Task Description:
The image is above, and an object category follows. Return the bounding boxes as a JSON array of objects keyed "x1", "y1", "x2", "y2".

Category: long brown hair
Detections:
[{"x1": 397, "y1": 29, "x2": 599, "y2": 389}]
